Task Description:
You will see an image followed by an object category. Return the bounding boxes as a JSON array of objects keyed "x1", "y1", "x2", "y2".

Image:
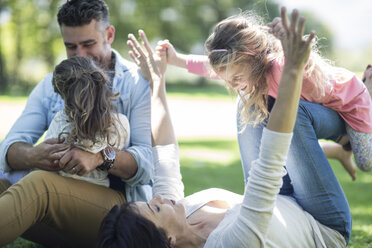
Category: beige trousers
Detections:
[{"x1": 0, "y1": 170, "x2": 126, "y2": 247}]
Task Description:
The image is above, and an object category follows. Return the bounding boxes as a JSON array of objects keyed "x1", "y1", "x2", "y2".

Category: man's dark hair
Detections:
[
  {"x1": 57, "y1": 0, "x2": 110, "y2": 27},
  {"x1": 98, "y1": 204, "x2": 172, "y2": 248}
]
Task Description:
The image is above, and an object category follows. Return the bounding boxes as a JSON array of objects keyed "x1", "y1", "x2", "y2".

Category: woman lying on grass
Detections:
[{"x1": 98, "y1": 8, "x2": 349, "y2": 248}]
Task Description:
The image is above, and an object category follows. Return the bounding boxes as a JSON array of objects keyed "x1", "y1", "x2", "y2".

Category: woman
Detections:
[
  {"x1": 98, "y1": 8, "x2": 349, "y2": 247},
  {"x1": 152, "y1": 9, "x2": 354, "y2": 241}
]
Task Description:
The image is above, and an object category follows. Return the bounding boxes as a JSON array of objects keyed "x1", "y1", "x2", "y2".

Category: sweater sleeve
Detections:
[
  {"x1": 186, "y1": 55, "x2": 221, "y2": 80},
  {"x1": 152, "y1": 144, "x2": 184, "y2": 201},
  {"x1": 206, "y1": 128, "x2": 292, "y2": 247}
]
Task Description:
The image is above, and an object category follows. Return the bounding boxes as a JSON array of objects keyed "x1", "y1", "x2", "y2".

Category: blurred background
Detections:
[
  {"x1": 1, "y1": 1, "x2": 372, "y2": 247},
  {"x1": 0, "y1": 0, "x2": 371, "y2": 95}
]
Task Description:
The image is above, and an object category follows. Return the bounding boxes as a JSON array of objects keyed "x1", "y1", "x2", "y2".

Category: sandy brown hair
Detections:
[
  {"x1": 205, "y1": 11, "x2": 332, "y2": 128},
  {"x1": 52, "y1": 56, "x2": 125, "y2": 148}
]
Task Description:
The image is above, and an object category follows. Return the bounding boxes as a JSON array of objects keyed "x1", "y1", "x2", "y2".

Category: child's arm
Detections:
[{"x1": 157, "y1": 40, "x2": 220, "y2": 79}]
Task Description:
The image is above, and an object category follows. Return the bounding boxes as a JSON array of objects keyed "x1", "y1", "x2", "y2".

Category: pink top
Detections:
[{"x1": 187, "y1": 55, "x2": 372, "y2": 133}]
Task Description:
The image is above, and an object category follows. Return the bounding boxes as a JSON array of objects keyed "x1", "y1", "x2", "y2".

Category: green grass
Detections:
[
  {"x1": 178, "y1": 138, "x2": 372, "y2": 248},
  {"x1": 4, "y1": 140, "x2": 372, "y2": 248},
  {"x1": 0, "y1": 95, "x2": 27, "y2": 102},
  {"x1": 7, "y1": 140, "x2": 372, "y2": 246},
  {"x1": 166, "y1": 82, "x2": 234, "y2": 100}
]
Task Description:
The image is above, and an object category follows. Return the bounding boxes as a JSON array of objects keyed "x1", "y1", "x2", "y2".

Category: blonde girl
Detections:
[{"x1": 158, "y1": 11, "x2": 372, "y2": 179}]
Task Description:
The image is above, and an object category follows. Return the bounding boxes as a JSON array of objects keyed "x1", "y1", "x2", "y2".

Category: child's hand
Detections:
[
  {"x1": 267, "y1": 17, "x2": 283, "y2": 40},
  {"x1": 156, "y1": 40, "x2": 179, "y2": 66},
  {"x1": 275, "y1": 7, "x2": 315, "y2": 70}
]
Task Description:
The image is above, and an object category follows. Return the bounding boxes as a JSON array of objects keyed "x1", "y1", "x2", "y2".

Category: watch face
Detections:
[{"x1": 104, "y1": 146, "x2": 115, "y2": 160}]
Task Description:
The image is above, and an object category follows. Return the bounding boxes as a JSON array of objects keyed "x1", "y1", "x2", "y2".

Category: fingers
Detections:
[
  {"x1": 290, "y1": 9, "x2": 299, "y2": 33},
  {"x1": 267, "y1": 17, "x2": 281, "y2": 29},
  {"x1": 280, "y1": 7, "x2": 290, "y2": 33},
  {"x1": 128, "y1": 33, "x2": 146, "y2": 61},
  {"x1": 138, "y1": 30, "x2": 158, "y2": 66},
  {"x1": 139, "y1": 30, "x2": 153, "y2": 56},
  {"x1": 50, "y1": 147, "x2": 70, "y2": 164},
  {"x1": 298, "y1": 17, "x2": 306, "y2": 37},
  {"x1": 127, "y1": 40, "x2": 139, "y2": 64},
  {"x1": 59, "y1": 149, "x2": 73, "y2": 169},
  {"x1": 44, "y1": 137, "x2": 59, "y2": 144},
  {"x1": 305, "y1": 31, "x2": 316, "y2": 47}
]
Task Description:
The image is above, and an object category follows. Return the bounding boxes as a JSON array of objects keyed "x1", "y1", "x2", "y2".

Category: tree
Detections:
[{"x1": 0, "y1": 1, "x2": 9, "y2": 91}]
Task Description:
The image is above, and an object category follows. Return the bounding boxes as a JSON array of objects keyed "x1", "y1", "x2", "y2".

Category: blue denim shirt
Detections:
[{"x1": 0, "y1": 50, "x2": 153, "y2": 202}]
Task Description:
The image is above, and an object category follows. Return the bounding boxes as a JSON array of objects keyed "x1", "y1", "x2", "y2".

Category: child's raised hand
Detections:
[{"x1": 277, "y1": 7, "x2": 315, "y2": 70}]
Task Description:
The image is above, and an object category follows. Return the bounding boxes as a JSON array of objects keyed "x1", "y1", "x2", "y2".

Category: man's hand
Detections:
[
  {"x1": 26, "y1": 138, "x2": 70, "y2": 171},
  {"x1": 59, "y1": 147, "x2": 103, "y2": 176}
]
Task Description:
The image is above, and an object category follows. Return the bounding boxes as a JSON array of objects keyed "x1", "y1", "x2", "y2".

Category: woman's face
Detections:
[
  {"x1": 135, "y1": 195, "x2": 187, "y2": 238},
  {"x1": 216, "y1": 63, "x2": 250, "y2": 92}
]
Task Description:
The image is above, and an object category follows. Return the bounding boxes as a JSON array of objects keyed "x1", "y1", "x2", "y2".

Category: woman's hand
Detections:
[
  {"x1": 266, "y1": 8, "x2": 315, "y2": 133},
  {"x1": 127, "y1": 30, "x2": 167, "y2": 91}
]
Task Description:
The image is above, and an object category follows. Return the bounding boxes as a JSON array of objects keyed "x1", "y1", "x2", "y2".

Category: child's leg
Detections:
[
  {"x1": 285, "y1": 100, "x2": 351, "y2": 243},
  {"x1": 346, "y1": 124, "x2": 372, "y2": 172},
  {"x1": 237, "y1": 96, "x2": 294, "y2": 195},
  {"x1": 319, "y1": 140, "x2": 356, "y2": 181}
]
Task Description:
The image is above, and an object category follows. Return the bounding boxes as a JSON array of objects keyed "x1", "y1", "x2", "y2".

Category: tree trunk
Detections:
[{"x1": 0, "y1": 27, "x2": 8, "y2": 92}]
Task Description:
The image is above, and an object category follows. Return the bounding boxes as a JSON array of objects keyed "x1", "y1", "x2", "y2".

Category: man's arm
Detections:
[{"x1": 1, "y1": 75, "x2": 69, "y2": 173}]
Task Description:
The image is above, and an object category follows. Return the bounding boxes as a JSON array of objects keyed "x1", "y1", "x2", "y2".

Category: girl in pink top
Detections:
[{"x1": 157, "y1": 12, "x2": 372, "y2": 178}]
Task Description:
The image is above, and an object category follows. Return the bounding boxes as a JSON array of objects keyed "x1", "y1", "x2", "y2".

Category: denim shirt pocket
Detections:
[{"x1": 117, "y1": 94, "x2": 131, "y2": 119}]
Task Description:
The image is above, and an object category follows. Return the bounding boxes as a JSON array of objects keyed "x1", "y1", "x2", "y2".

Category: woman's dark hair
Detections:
[
  {"x1": 52, "y1": 56, "x2": 123, "y2": 148},
  {"x1": 98, "y1": 204, "x2": 172, "y2": 248},
  {"x1": 57, "y1": 0, "x2": 110, "y2": 28}
]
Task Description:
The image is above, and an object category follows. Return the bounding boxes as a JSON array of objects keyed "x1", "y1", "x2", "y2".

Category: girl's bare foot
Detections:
[{"x1": 319, "y1": 141, "x2": 357, "y2": 181}]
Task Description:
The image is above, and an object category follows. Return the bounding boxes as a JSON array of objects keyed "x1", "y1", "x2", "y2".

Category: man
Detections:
[{"x1": 0, "y1": 0, "x2": 152, "y2": 246}]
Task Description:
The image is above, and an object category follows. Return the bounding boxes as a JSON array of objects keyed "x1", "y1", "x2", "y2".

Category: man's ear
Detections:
[
  {"x1": 168, "y1": 235, "x2": 176, "y2": 246},
  {"x1": 105, "y1": 25, "x2": 115, "y2": 45}
]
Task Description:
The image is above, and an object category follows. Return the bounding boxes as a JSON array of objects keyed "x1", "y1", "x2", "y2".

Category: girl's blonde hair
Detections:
[
  {"x1": 205, "y1": 11, "x2": 333, "y2": 128},
  {"x1": 52, "y1": 56, "x2": 126, "y2": 148}
]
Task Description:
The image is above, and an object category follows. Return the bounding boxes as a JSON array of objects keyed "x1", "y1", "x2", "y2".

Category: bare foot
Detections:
[
  {"x1": 319, "y1": 141, "x2": 357, "y2": 181},
  {"x1": 338, "y1": 149, "x2": 357, "y2": 181}
]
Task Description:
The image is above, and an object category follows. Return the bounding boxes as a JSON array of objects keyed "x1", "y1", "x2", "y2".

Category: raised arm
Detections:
[
  {"x1": 127, "y1": 31, "x2": 184, "y2": 200},
  {"x1": 157, "y1": 40, "x2": 220, "y2": 79},
  {"x1": 128, "y1": 31, "x2": 176, "y2": 147},
  {"x1": 266, "y1": 8, "x2": 314, "y2": 133}
]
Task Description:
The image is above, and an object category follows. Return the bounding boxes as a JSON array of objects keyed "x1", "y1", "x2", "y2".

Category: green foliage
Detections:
[{"x1": 0, "y1": 0, "x2": 337, "y2": 94}]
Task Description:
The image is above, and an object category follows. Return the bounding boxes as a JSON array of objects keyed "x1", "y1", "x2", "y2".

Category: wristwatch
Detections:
[{"x1": 98, "y1": 146, "x2": 115, "y2": 170}]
